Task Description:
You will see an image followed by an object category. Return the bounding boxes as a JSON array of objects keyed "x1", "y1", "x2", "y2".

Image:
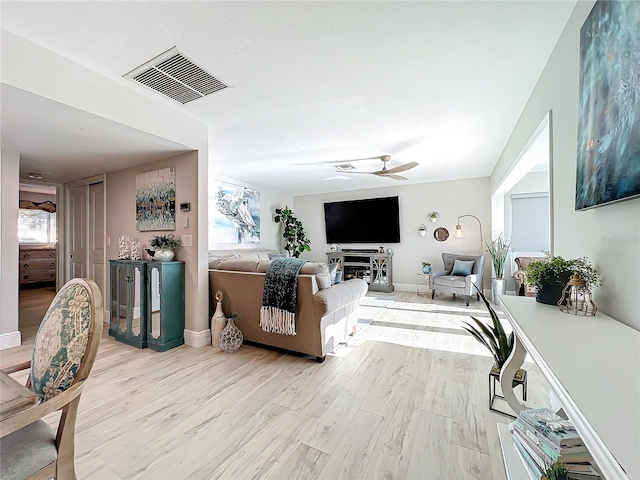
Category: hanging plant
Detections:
[{"x1": 274, "y1": 206, "x2": 311, "y2": 258}]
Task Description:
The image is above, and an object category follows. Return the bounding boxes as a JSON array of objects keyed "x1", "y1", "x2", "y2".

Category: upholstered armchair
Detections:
[
  {"x1": 0, "y1": 278, "x2": 103, "y2": 480},
  {"x1": 513, "y1": 256, "x2": 545, "y2": 297},
  {"x1": 429, "y1": 253, "x2": 486, "y2": 306}
]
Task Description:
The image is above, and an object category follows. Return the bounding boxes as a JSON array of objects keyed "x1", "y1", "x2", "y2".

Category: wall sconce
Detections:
[
  {"x1": 427, "y1": 212, "x2": 439, "y2": 223},
  {"x1": 455, "y1": 214, "x2": 484, "y2": 253},
  {"x1": 418, "y1": 224, "x2": 427, "y2": 237}
]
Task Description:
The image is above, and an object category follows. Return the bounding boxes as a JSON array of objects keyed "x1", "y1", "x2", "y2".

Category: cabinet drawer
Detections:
[
  {"x1": 20, "y1": 249, "x2": 56, "y2": 260},
  {"x1": 20, "y1": 259, "x2": 56, "y2": 271},
  {"x1": 20, "y1": 270, "x2": 56, "y2": 283}
]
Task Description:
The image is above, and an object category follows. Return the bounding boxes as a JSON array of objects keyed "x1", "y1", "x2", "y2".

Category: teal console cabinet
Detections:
[
  {"x1": 109, "y1": 260, "x2": 148, "y2": 349},
  {"x1": 109, "y1": 260, "x2": 185, "y2": 351},
  {"x1": 146, "y1": 261, "x2": 185, "y2": 352}
]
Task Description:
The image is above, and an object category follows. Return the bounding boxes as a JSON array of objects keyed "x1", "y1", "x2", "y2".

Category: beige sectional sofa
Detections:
[{"x1": 208, "y1": 251, "x2": 367, "y2": 361}]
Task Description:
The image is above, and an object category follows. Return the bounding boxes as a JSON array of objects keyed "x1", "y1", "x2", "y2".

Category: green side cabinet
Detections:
[{"x1": 109, "y1": 260, "x2": 185, "y2": 352}]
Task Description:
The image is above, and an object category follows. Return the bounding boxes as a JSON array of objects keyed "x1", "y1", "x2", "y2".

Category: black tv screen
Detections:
[{"x1": 324, "y1": 196, "x2": 400, "y2": 243}]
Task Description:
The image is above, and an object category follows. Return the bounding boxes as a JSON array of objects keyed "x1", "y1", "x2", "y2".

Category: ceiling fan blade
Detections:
[
  {"x1": 389, "y1": 174, "x2": 408, "y2": 181},
  {"x1": 384, "y1": 162, "x2": 419, "y2": 174}
]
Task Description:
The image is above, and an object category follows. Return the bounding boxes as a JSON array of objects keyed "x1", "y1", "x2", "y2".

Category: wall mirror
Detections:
[{"x1": 433, "y1": 227, "x2": 449, "y2": 241}]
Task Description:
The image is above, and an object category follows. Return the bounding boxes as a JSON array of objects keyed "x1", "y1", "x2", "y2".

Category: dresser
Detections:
[{"x1": 19, "y1": 246, "x2": 56, "y2": 286}]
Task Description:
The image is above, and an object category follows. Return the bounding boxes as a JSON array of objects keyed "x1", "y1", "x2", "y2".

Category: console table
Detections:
[
  {"x1": 327, "y1": 251, "x2": 393, "y2": 292},
  {"x1": 498, "y1": 295, "x2": 639, "y2": 480}
]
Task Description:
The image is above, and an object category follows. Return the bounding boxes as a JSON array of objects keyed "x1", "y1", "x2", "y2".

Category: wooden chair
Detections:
[{"x1": 0, "y1": 278, "x2": 103, "y2": 480}]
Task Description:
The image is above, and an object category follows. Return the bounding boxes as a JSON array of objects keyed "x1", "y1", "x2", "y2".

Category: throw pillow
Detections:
[
  {"x1": 451, "y1": 259, "x2": 475, "y2": 276},
  {"x1": 334, "y1": 270, "x2": 343, "y2": 284},
  {"x1": 268, "y1": 253, "x2": 287, "y2": 260},
  {"x1": 328, "y1": 262, "x2": 338, "y2": 284}
]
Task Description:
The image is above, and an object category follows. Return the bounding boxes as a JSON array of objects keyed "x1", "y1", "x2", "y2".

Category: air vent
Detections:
[
  {"x1": 124, "y1": 47, "x2": 229, "y2": 105},
  {"x1": 335, "y1": 164, "x2": 356, "y2": 171}
]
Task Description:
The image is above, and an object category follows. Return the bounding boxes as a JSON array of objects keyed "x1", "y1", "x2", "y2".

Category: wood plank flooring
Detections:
[{"x1": 1, "y1": 290, "x2": 551, "y2": 479}]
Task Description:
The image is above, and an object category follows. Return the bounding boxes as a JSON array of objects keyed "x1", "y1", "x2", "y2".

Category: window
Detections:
[{"x1": 18, "y1": 209, "x2": 57, "y2": 244}]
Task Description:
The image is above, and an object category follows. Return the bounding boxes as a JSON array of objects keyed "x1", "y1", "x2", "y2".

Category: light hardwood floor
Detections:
[{"x1": 2, "y1": 290, "x2": 550, "y2": 480}]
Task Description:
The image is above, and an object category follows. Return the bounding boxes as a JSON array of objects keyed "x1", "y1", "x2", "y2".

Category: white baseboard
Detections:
[
  {"x1": 392, "y1": 283, "x2": 416, "y2": 292},
  {"x1": 184, "y1": 329, "x2": 211, "y2": 348},
  {"x1": 0, "y1": 331, "x2": 22, "y2": 350}
]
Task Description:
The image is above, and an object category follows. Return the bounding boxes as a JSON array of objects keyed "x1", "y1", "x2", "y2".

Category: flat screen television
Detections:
[{"x1": 324, "y1": 196, "x2": 400, "y2": 243}]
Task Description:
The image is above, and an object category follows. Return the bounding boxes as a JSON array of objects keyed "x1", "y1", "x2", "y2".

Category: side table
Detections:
[{"x1": 416, "y1": 272, "x2": 430, "y2": 296}]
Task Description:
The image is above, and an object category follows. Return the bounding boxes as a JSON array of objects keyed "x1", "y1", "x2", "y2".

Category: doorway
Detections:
[
  {"x1": 17, "y1": 183, "x2": 60, "y2": 338},
  {"x1": 491, "y1": 113, "x2": 552, "y2": 294}
]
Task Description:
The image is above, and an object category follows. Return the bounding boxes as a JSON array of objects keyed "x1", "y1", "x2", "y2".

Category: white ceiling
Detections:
[
  {"x1": 1, "y1": 1, "x2": 576, "y2": 194},
  {"x1": 1, "y1": 84, "x2": 191, "y2": 184}
]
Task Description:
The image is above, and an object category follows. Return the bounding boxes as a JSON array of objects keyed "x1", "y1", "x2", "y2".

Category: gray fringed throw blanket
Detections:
[{"x1": 260, "y1": 257, "x2": 307, "y2": 335}]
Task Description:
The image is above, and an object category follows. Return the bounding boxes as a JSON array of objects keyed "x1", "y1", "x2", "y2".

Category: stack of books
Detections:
[{"x1": 510, "y1": 408, "x2": 600, "y2": 480}]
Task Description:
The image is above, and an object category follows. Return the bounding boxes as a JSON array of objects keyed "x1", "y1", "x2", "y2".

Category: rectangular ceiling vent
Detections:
[
  {"x1": 335, "y1": 164, "x2": 356, "y2": 171},
  {"x1": 124, "y1": 47, "x2": 229, "y2": 105}
]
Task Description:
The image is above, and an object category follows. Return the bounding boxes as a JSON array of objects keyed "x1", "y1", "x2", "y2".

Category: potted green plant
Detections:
[
  {"x1": 149, "y1": 234, "x2": 181, "y2": 262},
  {"x1": 462, "y1": 289, "x2": 514, "y2": 372},
  {"x1": 526, "y1": 256, "x2": 574, "y2": 305},
  {"x1": 544, "y1": 461, "x2": 569, "y2": 480},
  {"x1": 274, "y1": 206, "x2": 311, "y2": 258},
  {"x1": 421, "y1": 261, "x2": 432, "y2": 274},
  {"x1": 462, "y1": 289, "x2": 524, "y2": 416},
  {"x1": 485, "y1": 234, "x2": 511, "y2": 306}
]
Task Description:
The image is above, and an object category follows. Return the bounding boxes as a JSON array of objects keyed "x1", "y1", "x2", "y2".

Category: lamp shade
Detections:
[{"x1": 454, "y1": 224, "x2": 465, "y2": 239}]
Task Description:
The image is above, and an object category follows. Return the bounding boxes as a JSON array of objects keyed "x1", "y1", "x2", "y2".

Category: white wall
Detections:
[
  {"x1": 208, "y1": 175, "x2": 294, "y2": 252},
  {"x1": 503, "y1": 171, "x2": 549, "y2": 291},
  {"x1": 491, "y1": 1, "x2": 640, "y2": 330},
  {"x1": 1, "y1": 30, "x2": 211, "y2": 341},
  {"x1": 0, "y1": 147, "x2": 21, "y2": 349},
  {"x1": 293, "y1": 177, "x2": 491, "y2": 290}
]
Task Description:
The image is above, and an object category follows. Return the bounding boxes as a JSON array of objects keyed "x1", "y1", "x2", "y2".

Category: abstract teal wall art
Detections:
[
  {"x1": 576, "y1": 0, "x2": 640, "y2": 210},
  {"x1": 136, "y1": 168, "x2": 176, "y2": 231}
]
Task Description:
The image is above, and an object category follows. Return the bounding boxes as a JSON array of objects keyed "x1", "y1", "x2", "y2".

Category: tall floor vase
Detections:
[
  {"x1": 211, "y1": 290, "x2": 226, "y2": 347},
  {"x1": 491, "y1": 278, "x2": 507, "y2": 306}
]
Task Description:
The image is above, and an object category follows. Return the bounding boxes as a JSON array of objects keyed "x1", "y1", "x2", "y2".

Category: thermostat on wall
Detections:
[{"x1": 180, "y1": 202, "x2": 191, "y2": 212}]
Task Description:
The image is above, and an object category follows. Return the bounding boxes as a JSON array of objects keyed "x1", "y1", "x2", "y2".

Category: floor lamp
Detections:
[{"x1": 454, "y1": 214, "x2": 483, "y2": 253}]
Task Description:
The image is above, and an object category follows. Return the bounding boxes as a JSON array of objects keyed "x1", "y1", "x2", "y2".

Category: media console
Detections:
[
  {"x1": 497, "y1": 295, "x2": 639, "y2": 480},
  {"x1": 327, "y1": 250, "x2": 393, "y2": 293}
]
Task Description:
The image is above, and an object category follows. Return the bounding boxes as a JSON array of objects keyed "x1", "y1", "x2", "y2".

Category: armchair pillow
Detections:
[{"x1": 451, "y1": 260, "x2": 475, "y2": 276}]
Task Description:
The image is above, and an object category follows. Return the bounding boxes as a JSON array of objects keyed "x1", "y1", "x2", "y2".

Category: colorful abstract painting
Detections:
[
  {"x1": 576, "y1": 0, "x2": 640, "y2": 210},
  {"x1": 209, "y1": 181, "x2": 260, "y2": 244},
  {"x1": 136, "y1": 168, "x2": 176, "y2": 231}
]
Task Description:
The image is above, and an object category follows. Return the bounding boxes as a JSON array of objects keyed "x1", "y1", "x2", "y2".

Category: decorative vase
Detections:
[
  {"x1": 118, "y1": 235, "x2": 131, "y2": 259},
  {"x1": 155, "y1": 248, "x2": 174, "y2": 262},
  {"x1": 211, "y1": 291, "x2": 226, "y2": 348},
  {"x1": 491, "y1": 278, "x2": 507, "y2": 306},
  {"x1": 422, "y1": 265, "x2": 432, "y2": 274},
  {"x1": 130, "y1": 240, "x2": 141, "y2": 260},
  {"x1": 220, "y1": 319, "x2": 243, "y2": 353},
  {"x1": 536, "y1": 284, "x2": 565, "y2": 305}
]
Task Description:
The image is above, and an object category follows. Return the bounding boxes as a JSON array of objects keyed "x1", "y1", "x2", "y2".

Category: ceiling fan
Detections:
[{"x1": 336, "y1": 155, "x2": 418, "y2": 181}]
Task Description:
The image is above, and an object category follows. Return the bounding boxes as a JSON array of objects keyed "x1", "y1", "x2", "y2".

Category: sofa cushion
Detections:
[
  {"x1": 208, "y1": 254, "x2": 239, "y2": 268},
  {"x1": 451, "y1": 260, "x2": 475, "y2": 276},
  {"x1": 216, "y1": 259, "x2": 261, "y2": 272},
  {"x1": 268, "y1": 253, "x2": 287, "y2": 260},
  {"x1": 301, "y1": 262, "x2": 331, "y2": 290},
  {"x1": 433, "y1": 275, "x2": 466, "y2": 288}
]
